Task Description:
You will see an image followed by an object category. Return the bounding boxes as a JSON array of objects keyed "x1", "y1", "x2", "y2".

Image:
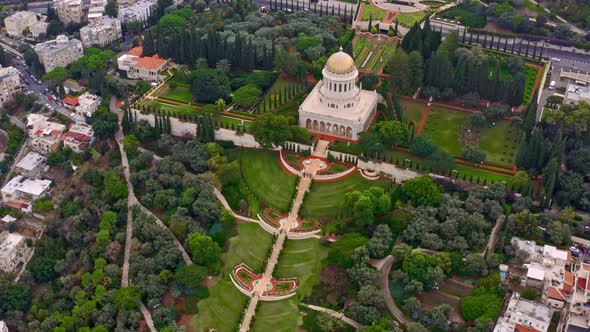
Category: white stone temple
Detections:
[{"x1": 298, "y1": 48, "x2": 378, "y2": 141}]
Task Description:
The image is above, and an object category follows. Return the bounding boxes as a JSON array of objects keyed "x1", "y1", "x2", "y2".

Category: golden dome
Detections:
[{"x1": 325, "y1": 49, "x2": 355, "y2": 75}]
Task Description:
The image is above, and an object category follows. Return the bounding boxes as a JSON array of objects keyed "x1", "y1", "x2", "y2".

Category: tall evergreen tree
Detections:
[{"x1": 143, "y1": 30, "x2": 156, "y2": 56}]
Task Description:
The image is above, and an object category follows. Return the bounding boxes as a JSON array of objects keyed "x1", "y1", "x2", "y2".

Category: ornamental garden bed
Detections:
[
  {"x1": 261, "y1": 208, "x2": 285, "y2": 229},
  {"x1": 291, "y1": 219, "x2": 321, "y2": 232}
]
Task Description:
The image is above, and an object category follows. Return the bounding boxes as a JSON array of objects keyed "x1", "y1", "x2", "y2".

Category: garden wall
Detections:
[
  {"x1": 327, "y1": 150, "x2": 358, "y2": 164},
  {"x1": 132, "y1": 110, "x2": 260, "y2": 148},
  {"x1": 357, "y1": 159, "x2": 419, "y2": 182}
]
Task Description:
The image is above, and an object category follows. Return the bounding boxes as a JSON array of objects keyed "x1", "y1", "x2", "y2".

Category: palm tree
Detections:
[
  {"x1": 215, "y1": 99, "x2": 226, "y2": 113},
  {"x1": 216, "y1": 59, "x2": 231, "y2": 74}
]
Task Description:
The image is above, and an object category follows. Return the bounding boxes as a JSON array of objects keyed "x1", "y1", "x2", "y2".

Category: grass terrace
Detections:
[
  {"x1": 353, "y1": 34, "x2": 397, "y2": 73},
  {"x1": 159, "y1": 85, "x2": 192, "y2": 103},
  {"x1": 362, "y1": 3, "x2": 385, "y2": 20},
  {"x1": 257, "y1": 78, "x2": 307, "y2": 113},
  {"x1": 250, "y1": 299, "x2": 300, "y2": 332},
  {"x1": 301, "y1": 172, "x2": 388, "y2": 218},
  {"x1": 275, "y1": 238, "x2": 328, "y2": 298},
  {"x1": 479, "y1": 120, "x2": 519, "y2": 165},
  {"x1": 523, "y1": 64, "x2": 540, "y2": 104},
  {"x1": 397, "y1": 12, "x2": 428, "y2": 27},
  {"x1": 400, "y1": 99, "x2": 426, "y2": 126},
  {"x1": 240, "y1": 149, "x2": 297, "y2": 212},
  {"x1": 193, "y1": 223, "x2": 273, "y2": 332},
  {"x1": 436, "y1": 6, "x2": 486, "y2": 28},
  {"x1": 420, "y1": 105, "x2": 471, "y2": 156}
]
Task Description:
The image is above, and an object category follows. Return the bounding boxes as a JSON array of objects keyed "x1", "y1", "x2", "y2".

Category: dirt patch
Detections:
[
  {"x1": 418, "y1": 290, "x2": 464, "y2": 322},
  {"x1": 482, "y1": 21, "x2": 513, "y2": 34},
  {"x1": 178, "y1": 314, "x2": 194, "y2": 332}
]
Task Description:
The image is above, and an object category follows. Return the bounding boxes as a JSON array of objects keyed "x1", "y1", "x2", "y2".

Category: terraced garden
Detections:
[
  {"x1": 397, "y1": 11, "x2": 428, "y2": 27},
  {"x1": 353, "y1": 34, "x2": 397, "y2": 73}
]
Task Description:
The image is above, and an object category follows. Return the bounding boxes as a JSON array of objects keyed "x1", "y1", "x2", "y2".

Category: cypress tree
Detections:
[{"x1": 368, "y1": 14, "x2": 373, "y2": 32}]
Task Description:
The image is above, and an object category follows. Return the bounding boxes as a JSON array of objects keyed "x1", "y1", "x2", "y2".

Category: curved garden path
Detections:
[
  {"x1": 302, "y1": 303, "x2": 362, "y2": 329},
  {"x1": 370, "y1": 255, "x2": 411, "y2": 326},
  {"x1": 110, "y1": 98, "x2": 156, "y2": 332}
]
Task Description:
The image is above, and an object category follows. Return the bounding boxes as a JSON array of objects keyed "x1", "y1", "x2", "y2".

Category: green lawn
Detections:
[
  {"x1": 382, "y1": 149, "x2": 513, "y2": 183},
  {"x1": 275, "y1": 238, "x2": 328, "y2": 298},
  {"x1": 221, "y1": 223, "x2": 273, "y2": 275},
  {"x1": 159, "y1": 85, "x2": 192, "y2": 103},
  {"x1": 437, "y1": 6, "x2": 486, "y2": 28},
  {"x1": 301, "y1": 172, "x2": 388, "y2": 218},
  {"x1": 240, "y1": 149, "x2": 297, "y2": 212},
  {"x1": 401, "y1": 100, "x2": 426, "y2": 126},
  {"x1": 141, "y1": 99, "x2": 202, "y2": 117},
  {"x1": 523, "y1": 64, "x2": 540, "y2": 104},
  {"x1": 353, "y1": 35, "x2": 397, "y2": 72},
  {"x1": 397, "y1": 12, "x2": 428, "y2": 27},
  {"x1": 420, "y1": 105, "x2": 470, "y2": 156},
  {"x1": 192, "y1": 279, "x2": 249, "y2": 332},
  {"x1": 192, "y1": 223, "x2": 273, "y2": 332},
  {"x1": 259, "y1": 78, "x2": 305, "y2": 112},
  {"x1": 250, "y1": 298, "x2": 300, "y2": 332},
  {"x1": 479, "y1": 120, "x2": 519, "y2": 165},
  {"x1": 362, "y1": 3, "x2": 385, "y2": 20},
  {"x1": 219, "y1": 116, "x2": 252, "y2": 132}
]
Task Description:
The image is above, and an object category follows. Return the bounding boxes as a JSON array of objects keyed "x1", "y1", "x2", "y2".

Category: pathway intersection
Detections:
[{"x1": 238, "y1": 140, "x2": 330, "y2": 332}]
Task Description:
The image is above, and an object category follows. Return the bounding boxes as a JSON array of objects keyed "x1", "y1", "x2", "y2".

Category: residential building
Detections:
[
  {"x1": 15, "y1": 152, "x2": 47, "y2": 178},
  {"x1": 0, "y1": 320, "x2": 7, "y2": 332},
  {"x1": 54, "y1": 0, "x2": 84, "y2": 24},
  {"x1": 493, "y1": 292, "x2": 553, "y2": 332},
  {"x1": 76, "y1": 92, "x2": 101, "y2": 119},
  {"x1": 0, "y1": 66, "x2": 24, "y2": 108},
  {"x1": 511, "y1": 237, "x2": 574, "y2": 309},
  {"x1": 564, "y1": 83, "x2": 590, "y2": 106},
  {"x1": 1, "y1": 175, "x2": 52, "y2": 212},
  {"x1": 26, "y1": 114, "x2": 66, "y2": 154},
  {"x1": 80, "y1": 17, "x2": 122, "y2": 48},
  {"x1": 565, "y1": 262, "x2": 590, "y2": 332},
  {"x1": 34, "y1": 35, "x2": 84, "y2": 73},
  {"x1": 63, "y1": 123, "x2": 94, "y2": 153},
  {"x1": 4, "y1": 11, "x2": 40, "y2": 37},
  {"x1": 0, "y1": 232, "x2": 32, "y2": 273},
  {"x1": 88, "y1": 0, "x2": 107, "y2": 20},
  {"x1": 118, "y1": 0, "x2": 157, "y2": 23},
  {"x1": 117, "y1": 46, "x2": 168, "y2": 82},
  {"x1": 63, "y1": 79, "x2": 83, "y2": 94},
  {"x1": 30, "y1": 21, "x2": 49, "y2": 39}
]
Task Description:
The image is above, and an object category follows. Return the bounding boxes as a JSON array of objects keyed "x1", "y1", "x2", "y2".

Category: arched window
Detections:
[
  {"x1": 329, "y1": 82, "x2": 332, "y2": 91},
  {"x1": 344, "y1": 84, "x2": 347, "y2": 92},
  {"x1": 339, "y1": 84, "x2": 342, "y2": 92}
]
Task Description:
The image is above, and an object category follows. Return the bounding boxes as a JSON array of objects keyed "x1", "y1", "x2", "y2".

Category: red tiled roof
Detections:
[
  {"x1": 51, "y1": 130, "x2": 61, "y2": 138},
  {"x1": 547, "y1": 287, "x2": 566, "y2": 301},
  {"x1": 127, "y1": 46, "x2": 143, "y2": 56},
  {"x1": 515, "y1": 324, "x2": 540, "y2": 332},
  {"x1": 565, "y1": 270, "x2": 574, "y2": 285},
  {"x1": 577, "y1": 277, "x2": 589, "y2": 291},
  {"x1": 134, "y1": 56, "x2": 167, "y2": 71},
  {"x1": 63, "y1": 131, "x2": 92, "y2": 142},
  {"x1": 5, "y1": 201, "x2": 29, "y2": 210},
  {"x1": 63, "y1": 96, "x2": 79, "y2": 106},
  {"x1": 34, "y1": 129, "x2": 42, "y2": 137}
]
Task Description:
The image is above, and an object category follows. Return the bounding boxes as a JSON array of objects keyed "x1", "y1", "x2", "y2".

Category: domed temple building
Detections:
[{"x1": 298, "y1": 48, "x2": 379, "y2": 141}]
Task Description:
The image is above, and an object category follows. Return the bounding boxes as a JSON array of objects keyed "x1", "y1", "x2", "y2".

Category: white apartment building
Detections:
[
  {"x1": 118, "y1": 0, "x2": 157, "y2": 23},
  {"x1": 34, "y1": 35, "x2": 84, "y2": 73},
  {"x1": 565, "y1": 263, "x2": 590, "y2": 332},
  {"x1": 62, "y1": 123, "x2": 94, "y2": 153},
  {"x1": 4, "y1": 11, "x2": 40, "y2": 37},
  {"x1": 1, "y1": 175, "x2": 52, "y2": 212},
  {"x1": 80, "y1": 17, "x2": 122, "y2": 48},
  {"x1": 54, "y1": 0, "x2": 84, "y2": 24},
  {"x1": 0, "y1": 66, "x2": 24, "y2": 108},
  {"x1": 88, "y1": 0, "x2": 107, "y2": 20},
  {"x1": 0, "y1": 321, "x2": 7, "y2": 332},
  {"x1": 117, "y1": 46, "x2": 168, "y2": 82},
  {"x1": 493, "y1": 292, "x2": 553, "y2": 332},
  {"x1": 0, "y1": 231, "x2": 32, "y2": 273},
  {"x1": 15, "y1": 152, "x2": 47, "y2": 178},
  {"x1": 75, "y1": 92, "x2": 101, "y2": 118},
  {"x1": 26, "y1": 114, "x2": 66, "y2": 154},
  {"x1": 30, "y1": 21, "x2": 49, "y2": 39},
  {"x1": 564, "y1": 84, "x2": 590, "y2": 106}
]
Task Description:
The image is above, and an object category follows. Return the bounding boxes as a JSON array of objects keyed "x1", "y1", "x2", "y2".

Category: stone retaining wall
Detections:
[
  {"x1": 257, "y1": 214, "x2": 281, "y2": 236},
  {"x1": 327, "y1": 150, "x2": 358, "y2": 164},
  {"x1": 357, "y1": 159, "x2": 419, "y2": 182},
  {"x1": 314, "y1": 166, "x2": 357, "y2": 181}
]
